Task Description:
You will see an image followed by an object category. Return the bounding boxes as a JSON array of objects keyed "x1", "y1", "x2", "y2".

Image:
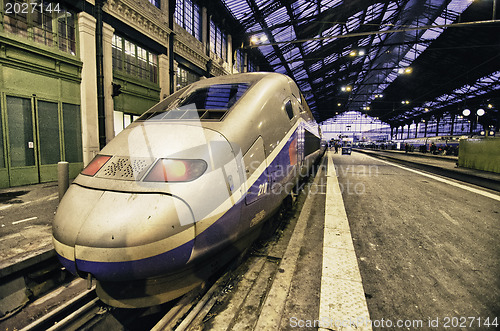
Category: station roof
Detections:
[{"x1": 221, "y1": 0, "x2": 500, "y2": 126}]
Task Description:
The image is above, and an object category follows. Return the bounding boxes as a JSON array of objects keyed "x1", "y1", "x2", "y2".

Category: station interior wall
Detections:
[
  {"x1": 0, "y1": 0, "x2": 253, "y2": 188},
  {"x1": 0, "y1": 34, "x2": 83, "y2": 188},
  {"x1": 458, "y1": 138, "x2": 500, "y2": 174}
]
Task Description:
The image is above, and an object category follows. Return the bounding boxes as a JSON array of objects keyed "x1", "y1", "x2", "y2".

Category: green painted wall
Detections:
[
  {"x1": 458, "y1": 138, "x2": 500, "y2": 174},
  {"x1": 0, "y1": 34, "x2": 82, "y2": 188},
  {"x1": 113, "y1": 72, "x2": 160, "y2": 115}
]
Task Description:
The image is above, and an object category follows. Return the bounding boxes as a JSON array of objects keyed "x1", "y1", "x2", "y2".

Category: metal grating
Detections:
[{"x1": 97, "y1": 156, "x2": 154, "y2": 181}]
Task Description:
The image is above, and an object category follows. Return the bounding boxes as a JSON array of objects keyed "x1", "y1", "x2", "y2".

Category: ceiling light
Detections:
[
  {"x1": 341, "y1": 85, "x2": 352, "y2": 92},
  {"x1": 260, "y1": 35, "x2": 268, "y2": 42},
  {"x1": 462, "y1": 109, "x2": 471, "y2": 116},
  {"x1": 349, "y1": 50, "x2": 357, "y2": 56},
  {"x1": 477, "y1": 108, "x2": 485, "y2": 116},
  {"x1": 398, "y1": 67, "x2": 412, "y2": 75},
  {"x1": 487, "y1": 104, "x2": 493, "y2": 108}
]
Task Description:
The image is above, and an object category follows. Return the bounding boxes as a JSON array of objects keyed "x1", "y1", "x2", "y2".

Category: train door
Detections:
[
  {"x1": 5, "y1": 95, "x2": 60, "y2": 186},
  {"x1": 243, "y1": 136, "x2": 269, "y2": 205},
  {"x1": 240, "y1": 136, "x2": 271, "y2": 230}
]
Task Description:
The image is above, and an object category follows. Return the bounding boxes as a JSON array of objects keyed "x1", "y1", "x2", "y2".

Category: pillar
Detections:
[
  {"x1": 227, "y1": 34, "x2": 233, "y2": 71},
  {"x1": 202, "y1": 7, "x2": 209, "y2": 57},
  {"x1": 78, "y1": 12, "x2": 99, "y2": 166},
  {"x1": 159, "y1": 54, "x2": 170, "y2": 98},
  {"x1": 103, "y1": 22, "x2": 115, "y2": 144},
  {"x1": 244, "y1": 52, "x2": 248, "y2": 72},
  {"x1": 450, "y1": 114, "x2": 455, "y2": 136}
]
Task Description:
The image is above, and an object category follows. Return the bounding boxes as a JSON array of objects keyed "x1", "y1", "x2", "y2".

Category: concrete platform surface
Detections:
[{"x1": 0, "y1": 182, "x2": 58, "y2": 272}]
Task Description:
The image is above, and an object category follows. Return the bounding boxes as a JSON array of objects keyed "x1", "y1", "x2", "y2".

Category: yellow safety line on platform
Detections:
[{"x1": 319, "y1": 151, "x2": 372, "y2": 331}]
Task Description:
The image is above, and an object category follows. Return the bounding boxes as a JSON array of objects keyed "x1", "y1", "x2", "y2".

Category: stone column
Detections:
[
  {"x1": 78, "y1": 12, "x2": 99, "y2": 166},
  {"x1": 173, "y1": 60, "x2": 178, "y2": 91},
  {"x1": 227, "y1": 34, "x2": 233, "y2": 72},
  {"x1": 202, "y1": 7, "x2": 209, "y2": 57},
  {"x1": 159, "y1": 53, "x2": 170, "y2": 98},
  {"x1": 244, "y1": 52, "x2": 248, "y2": 72},
  {"x1": 102, "y1": 22, "x2": 115, "y2": 143}
]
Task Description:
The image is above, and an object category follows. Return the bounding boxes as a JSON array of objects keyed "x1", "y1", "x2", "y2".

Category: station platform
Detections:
[
  {"x1": 354, "y1": 148, "x2": 500, "y2": 192},
  {"x1": 0, "y1": 182, "x2": 58, "y2": 272},
  {"x1": 203, "y1": 150, "x2": 499, "y2": 330},
  {"x1": 1, "y1": 151, "x2": 499, "y2": 330}
]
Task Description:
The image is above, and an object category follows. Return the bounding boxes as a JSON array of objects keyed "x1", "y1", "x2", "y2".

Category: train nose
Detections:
[{"x1": 53, "y1": 185, "x2": 195, "y2": 281}]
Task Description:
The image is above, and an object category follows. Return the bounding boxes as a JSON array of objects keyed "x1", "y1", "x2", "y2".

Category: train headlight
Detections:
[
  {"x1": 81, "y1": 155, "x2": 112, "y2": 176},
  {"x1": 144, "y1": 159, "x2": 207, "y2": 182}
]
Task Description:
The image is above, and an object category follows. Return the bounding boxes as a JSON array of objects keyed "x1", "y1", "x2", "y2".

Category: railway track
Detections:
[
  {"x1": 7, "y1": 218, "x2": 298, "y2": 330},
  {"x1": 20, "y1": 286, "x2": 100, "y2": 331},
  {"x1": 5, "y1": 173, "x2": 315, "y2": 331},
  {"x1": 15, "y1": 263, "x2": 242, "y2": 331}
]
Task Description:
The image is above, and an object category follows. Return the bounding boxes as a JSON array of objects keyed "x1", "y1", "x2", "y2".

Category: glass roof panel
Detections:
[
  {"x1": 321, "y1": 0, "x2": 343, "y2": 12},
  {"x1": 293, "y1": 1, "x2": 317, "y2": 19},
  {"x1": 223, "y1": 0, "x2": 489, "y2": 123}
]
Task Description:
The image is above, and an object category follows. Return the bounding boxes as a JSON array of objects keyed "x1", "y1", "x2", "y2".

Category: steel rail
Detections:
[{"x1": 19, "y1": 287, "x2": 98, "y2": 331}]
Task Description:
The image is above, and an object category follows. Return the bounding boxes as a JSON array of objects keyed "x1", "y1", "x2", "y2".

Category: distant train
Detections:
[
  {"x1": 52, "y1": 72, "x2": 324, "y2": 308},
  {"x1": 395, "y1": 136, "x2": 461, "y2": 155},
  {"x1": 360, "y1": 135, "x2": 466, "y2": 155}
]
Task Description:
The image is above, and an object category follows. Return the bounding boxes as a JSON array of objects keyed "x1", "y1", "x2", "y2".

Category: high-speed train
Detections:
[{"x1": 53, "y1": 72, "x2": 324, "y2": 308}]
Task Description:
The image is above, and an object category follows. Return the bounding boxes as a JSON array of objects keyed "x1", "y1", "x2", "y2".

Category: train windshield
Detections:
[{"x1": 139, "y1": 83, "x2": 250, "y2": 121}]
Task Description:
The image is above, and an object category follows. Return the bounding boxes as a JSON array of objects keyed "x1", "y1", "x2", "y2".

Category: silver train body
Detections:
[{"x1": 52, "y1": 72, "x2": 324, "y2": 307}]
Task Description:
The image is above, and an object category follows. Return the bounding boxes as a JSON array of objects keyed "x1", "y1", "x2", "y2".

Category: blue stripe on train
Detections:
[
  {"x1": 57, "y1": 255, "x2": 78, "y2": 276},
  {"x1": 73, "y1": 239, "x2": 194, "y2": 281}
]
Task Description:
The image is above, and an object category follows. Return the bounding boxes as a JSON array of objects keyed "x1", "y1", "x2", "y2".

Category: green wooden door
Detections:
[
  {"x1": 0, "y1": 100, "x2": 8, "y2": 187},
  {"x1": 37, "y1": 100, "x2": 61, "y2": 182},
  {"x1": 5, "y1": 96, "x2": 64, "y2": 186},
  {"x1": 6, "y1": 96, "x2": 39, "y2": 186}
]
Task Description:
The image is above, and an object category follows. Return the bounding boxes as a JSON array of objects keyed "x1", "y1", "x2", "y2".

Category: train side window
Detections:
[
  {"x1": 296, "y1": 96, "x2": 305, "y2": 112},
  {"x1": 284, "y1": 100, "x2": 294, "y2": 120}
]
